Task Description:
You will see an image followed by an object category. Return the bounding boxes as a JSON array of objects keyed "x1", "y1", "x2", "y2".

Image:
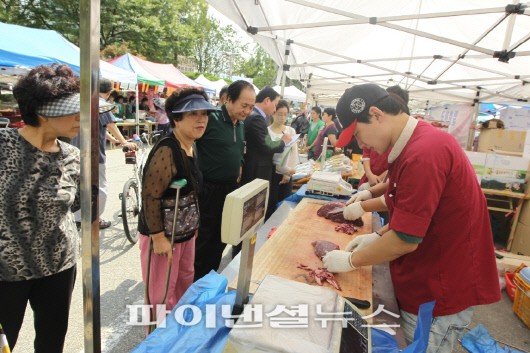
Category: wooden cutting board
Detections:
[{"x1": 230, "y1": 198, "x2": 372, "y2": 306}]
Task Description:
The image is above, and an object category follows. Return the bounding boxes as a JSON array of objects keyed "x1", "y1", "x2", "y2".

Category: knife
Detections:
[{"x1": 342, "y1": 296, "x2": 371, "y2": 310}]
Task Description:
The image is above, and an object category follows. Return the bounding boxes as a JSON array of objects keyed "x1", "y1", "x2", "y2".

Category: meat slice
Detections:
[
  {"x1": 317, "y1": 201, "x2": 346, "y2": 217},
  {"x1": 312, "y1": 240, "x2": 340, "y2": 259},
  {"x1": 317, "y1": 201, "x2": 364, "y2": 226}
]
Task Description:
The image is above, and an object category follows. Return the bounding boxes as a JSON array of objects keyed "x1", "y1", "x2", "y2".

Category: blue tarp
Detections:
[
  {"x1": 131, "y1": 271, "x2": 236, "y2": 353},
  {"x1": 0, "y1": 22, "x2": 80, "y2": 72},
  {"x1": 0, "y1": 21, "x2": 137, "y2": 84}
]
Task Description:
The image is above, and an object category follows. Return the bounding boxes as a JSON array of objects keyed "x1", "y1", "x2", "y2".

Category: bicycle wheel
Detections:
[{"x1": 121, "y1": 178, "x2": 140, "y2": 244}]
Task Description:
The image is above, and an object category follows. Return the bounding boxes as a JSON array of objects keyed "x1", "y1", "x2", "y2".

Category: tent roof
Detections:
[
  {"x1": 194, "y1": 74, "x2": 223, "y2": 94},
  {"x1": 0, "y1": 22, "x2": 137, "y2": 85},
  {"x1": 207, "y1": 1, "x2": 530, "y2": 106},
  {"x1": 110, "y1": 54, "x2": 215, "y2": 93},
  {"x1": 273, "y1": 85, "x2": 307, "y2": 102},
  {"x1": 109, "y1": 54, "x2": 165, "y2": 86}
]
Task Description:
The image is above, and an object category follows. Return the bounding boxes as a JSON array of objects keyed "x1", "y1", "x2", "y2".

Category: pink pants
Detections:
[{"x1": 139, "y1": 235, "x2": 195, "y2": 321}]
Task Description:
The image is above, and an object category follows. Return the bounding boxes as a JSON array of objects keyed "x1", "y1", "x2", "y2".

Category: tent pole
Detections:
[
  {"x1": 466, "y1": 91, "x2": 481, "y2": 151},
  {"x1": 280, "y1": 40, "x2": 292, "y2": 97},
  {"x1": 136, "y1": 85, "x2": 140, "y2": 136},
  {"x1": 502, "y1": 0, "x2": 518, "y2": 50},
  {"x1": 79, "y1": 0, "x2": 102, "y2": 351}
]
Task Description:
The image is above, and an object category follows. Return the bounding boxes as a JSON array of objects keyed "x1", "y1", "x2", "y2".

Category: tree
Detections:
[
  {"x1": 237, "y1": 46, "x2": 278, "y2": 89},
  {"x1": 0, "y1": 0, "x2": 250, "y2": 73},
  {"x1": 183, "y1": 4, "x2": 248, "y2": 76}
]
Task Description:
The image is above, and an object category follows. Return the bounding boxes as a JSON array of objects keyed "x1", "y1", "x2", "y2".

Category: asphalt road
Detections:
[{"x1": 15, "y1": 147, "x2": 147, "y2": 353}]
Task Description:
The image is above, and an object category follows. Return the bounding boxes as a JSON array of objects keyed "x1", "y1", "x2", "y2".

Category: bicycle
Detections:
[{"x1": 119, "y1": 131, "x2": 161, "y2": 244}]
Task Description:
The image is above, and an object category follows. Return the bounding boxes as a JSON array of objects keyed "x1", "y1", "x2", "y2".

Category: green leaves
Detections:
[{"x1": 0, "y1": 0, "x2": 276, "y2": 86}]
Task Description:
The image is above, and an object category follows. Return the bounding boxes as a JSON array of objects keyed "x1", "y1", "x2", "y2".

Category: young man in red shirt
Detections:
[{"x1": 323, "y1": 84, "x2": 500, "y2": 353}]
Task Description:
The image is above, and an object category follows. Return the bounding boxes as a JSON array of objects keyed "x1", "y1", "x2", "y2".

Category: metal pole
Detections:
[
  {"x1": 79, "y1": 0, "x2": 101, "y2": 351},
  {"x1": 233, "y1": 234, "x2": 257, "y2": 316},
  {"x1": 280, "y1": 40, "x2": 292, "y2": 97},
  {"x1": 136, "y1": 84, "x2": 140, "y2": 136},
  {"x1": 466, "y1": 91, "x2": 481, "y2": 151}
]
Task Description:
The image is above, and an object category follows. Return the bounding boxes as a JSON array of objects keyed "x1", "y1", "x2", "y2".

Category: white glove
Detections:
[
  {"x1": 323, "y1": 250, "x2": 357, "y2": 273},
  {"x1": 343, "y1": 202, "x2": 365, "y2": 221},
  {"x1": 344, "y1": 232, "x2": 380, "y2": 252},
  {"x1": 346, "y1": 190, "x2": 372, "y2": 205}
]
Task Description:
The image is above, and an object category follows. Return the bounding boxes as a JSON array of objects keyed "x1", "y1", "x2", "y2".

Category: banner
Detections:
[{"x1": 427, "y1": 104, "x2": 475, "y2": 148}]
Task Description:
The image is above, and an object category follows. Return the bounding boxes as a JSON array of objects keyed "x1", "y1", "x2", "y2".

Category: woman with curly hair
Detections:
[
  {"x1": 138, "y1": 86, "x2": 215, "y2": 328},
  {"x1": 0, "y1": 64, "x2": 82, "y2": 352}
]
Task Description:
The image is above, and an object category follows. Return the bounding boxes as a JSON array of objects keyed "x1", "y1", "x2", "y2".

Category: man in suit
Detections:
[
  {"x1": 231, "y1": 86, "x2": 291, "y2": 257},
  {"x1": 241, "y1": 86, "x2": 292, "y2": 187}
]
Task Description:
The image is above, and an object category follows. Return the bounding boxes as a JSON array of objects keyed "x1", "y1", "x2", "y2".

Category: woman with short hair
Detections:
[{"x1": 0, "y1": 64, "x2": 82, "y2": 352}]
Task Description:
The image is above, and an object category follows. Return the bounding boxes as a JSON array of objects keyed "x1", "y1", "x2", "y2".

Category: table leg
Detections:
[{"x1": 506, "y1": 199, "x2": 523, "y2": 251}]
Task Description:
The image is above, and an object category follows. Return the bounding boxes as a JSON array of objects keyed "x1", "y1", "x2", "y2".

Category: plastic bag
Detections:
[
  {"x1": 461, "y1": 324, "x2": 525, "y2": 353},
  {"x1": 372, "y1": 301, "x2": 435, "y2": 353},
  {"x1": 131, "y1": 271, "x2": 236, "y2": 353}
]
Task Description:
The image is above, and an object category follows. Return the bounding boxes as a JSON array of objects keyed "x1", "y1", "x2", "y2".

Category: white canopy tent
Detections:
[
  {"x1": 273, "y1": 84, "x2": 307, "y2": 102},
  {"x1": 207, "y1": 0, "x2": 530, "y2": 108},
  {"x1": 194, "y1": 74, "x2": 227, "y2": 95}
]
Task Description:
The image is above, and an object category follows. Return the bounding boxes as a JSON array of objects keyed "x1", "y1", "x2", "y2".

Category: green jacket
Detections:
[{"x1": 196, "y1": 106, "x2": 245, "y2": 183}]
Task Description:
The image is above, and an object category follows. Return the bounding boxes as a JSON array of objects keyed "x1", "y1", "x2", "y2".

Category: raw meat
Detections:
[
  {"x1": 317, "y1": 201, "x2": 364, "y2": 226},
  {"x1": 312, "y1": 240, "x2": 340, "y2": 259},
  {"x1": 297, "y1": 263, "x2": 343, "y2": 291},
  {"x1": 316, "y1": 201, "x2": 346, "y2": 217},
  {"x1": 335, "y1": 223, "x2": 358, "y2": 235}
]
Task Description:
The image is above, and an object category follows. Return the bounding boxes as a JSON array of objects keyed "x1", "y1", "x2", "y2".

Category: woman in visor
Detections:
[
  {"x1": 139, "y1": 87, "x2": 216, "y2": 324},
  {"x1": 0, "y1": 64, "x2": 84, "y2": 352}
]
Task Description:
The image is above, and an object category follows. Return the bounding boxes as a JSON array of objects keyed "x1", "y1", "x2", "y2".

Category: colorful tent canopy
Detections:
[
  {"x1": 0, "y1": 22, "x2": 137, "y2": 85},
  {"x1": 108, "y1": 53, "x2": 165, "y2": 86},
  {"x1": 110, "y1": 53, "x2": 215, "y2": 93}
]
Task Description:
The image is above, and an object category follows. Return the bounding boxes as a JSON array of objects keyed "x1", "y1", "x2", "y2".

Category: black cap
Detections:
[{"x1": 335, "y1": 84, "x2": 389, "y2": 147}]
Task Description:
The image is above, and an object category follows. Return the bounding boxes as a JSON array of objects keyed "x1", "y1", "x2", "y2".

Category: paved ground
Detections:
[{"x1": 13, "y1": 147, "x2": 530, "y2": 352}]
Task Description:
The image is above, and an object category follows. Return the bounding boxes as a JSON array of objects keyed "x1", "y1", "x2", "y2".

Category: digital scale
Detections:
[
  {"x1": 221, "y1": 179, "x2": 371, "y2": 353},
  {"x1": 307, "y1": 171, "x2": 354, "y2": 197},
  {"x1": 221, "y1": 178, "x2": 270, "y2": 315}
]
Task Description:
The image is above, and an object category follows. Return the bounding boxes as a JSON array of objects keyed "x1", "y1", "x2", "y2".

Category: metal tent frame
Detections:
[{"x1": 207, "y1": 0, "x2": 530, "y2": 108}]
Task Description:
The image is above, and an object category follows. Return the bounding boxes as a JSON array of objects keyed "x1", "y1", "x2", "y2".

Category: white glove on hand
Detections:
[
  {"x1": 343, "y1": 202, "x2": 365, "y2": 221},
  {"x1": 323, "y1": 250, "x2": 356, "y2": 273},
  {"x1": 344, "y1": 232, "x2": 380, "y2": 252},
  {"x1": 346, "y1": 190, "x2": 372, "y2": 205}
]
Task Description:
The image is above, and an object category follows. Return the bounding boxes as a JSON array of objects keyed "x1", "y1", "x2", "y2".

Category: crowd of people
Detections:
[{"x1": 0, "y1": 64, "x2": 500, "y2": 353}]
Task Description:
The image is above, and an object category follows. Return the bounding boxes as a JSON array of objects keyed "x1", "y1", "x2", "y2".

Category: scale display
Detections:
[
  {"x1": 221, "y1": 179, "x2": 269, "y2": 246},
  {"x1": 240, "y1": 188, "x2": 267, "y2": 237}
]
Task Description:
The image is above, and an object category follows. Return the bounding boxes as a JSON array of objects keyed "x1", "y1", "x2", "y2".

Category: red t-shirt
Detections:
[
  {"x1": 385, "y1": 121, "x2": 500, "y2": 316},
  {"x1": 359, "y1": 147, "x2": 390, "y2": 185}
]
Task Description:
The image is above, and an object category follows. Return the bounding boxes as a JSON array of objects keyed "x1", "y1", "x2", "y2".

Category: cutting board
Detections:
[{"x1": 230, "y1": 198, "x2": 372, "y2": 305}]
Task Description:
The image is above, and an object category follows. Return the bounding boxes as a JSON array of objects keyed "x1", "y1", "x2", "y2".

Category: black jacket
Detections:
[{"x1": 241, "y1": 107, "x2": 285, "y2": 185}]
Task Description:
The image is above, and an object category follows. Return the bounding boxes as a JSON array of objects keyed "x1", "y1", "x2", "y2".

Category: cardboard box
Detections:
[
  {"x1": 465, "y1": 151, "x2": 487, "y2": 175},
  {"x1": 480, "y1": 154, "x2": 530, "y2": 193},
  {"x1": 510, "y1": 222, "x2": 530, "y2": 256},
  {"x1": 485, "y1": 154, "x2": 529, "y2": 178},
  {"x1": 478, "y1": 129, "x2": 526, "y2": 153}
]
